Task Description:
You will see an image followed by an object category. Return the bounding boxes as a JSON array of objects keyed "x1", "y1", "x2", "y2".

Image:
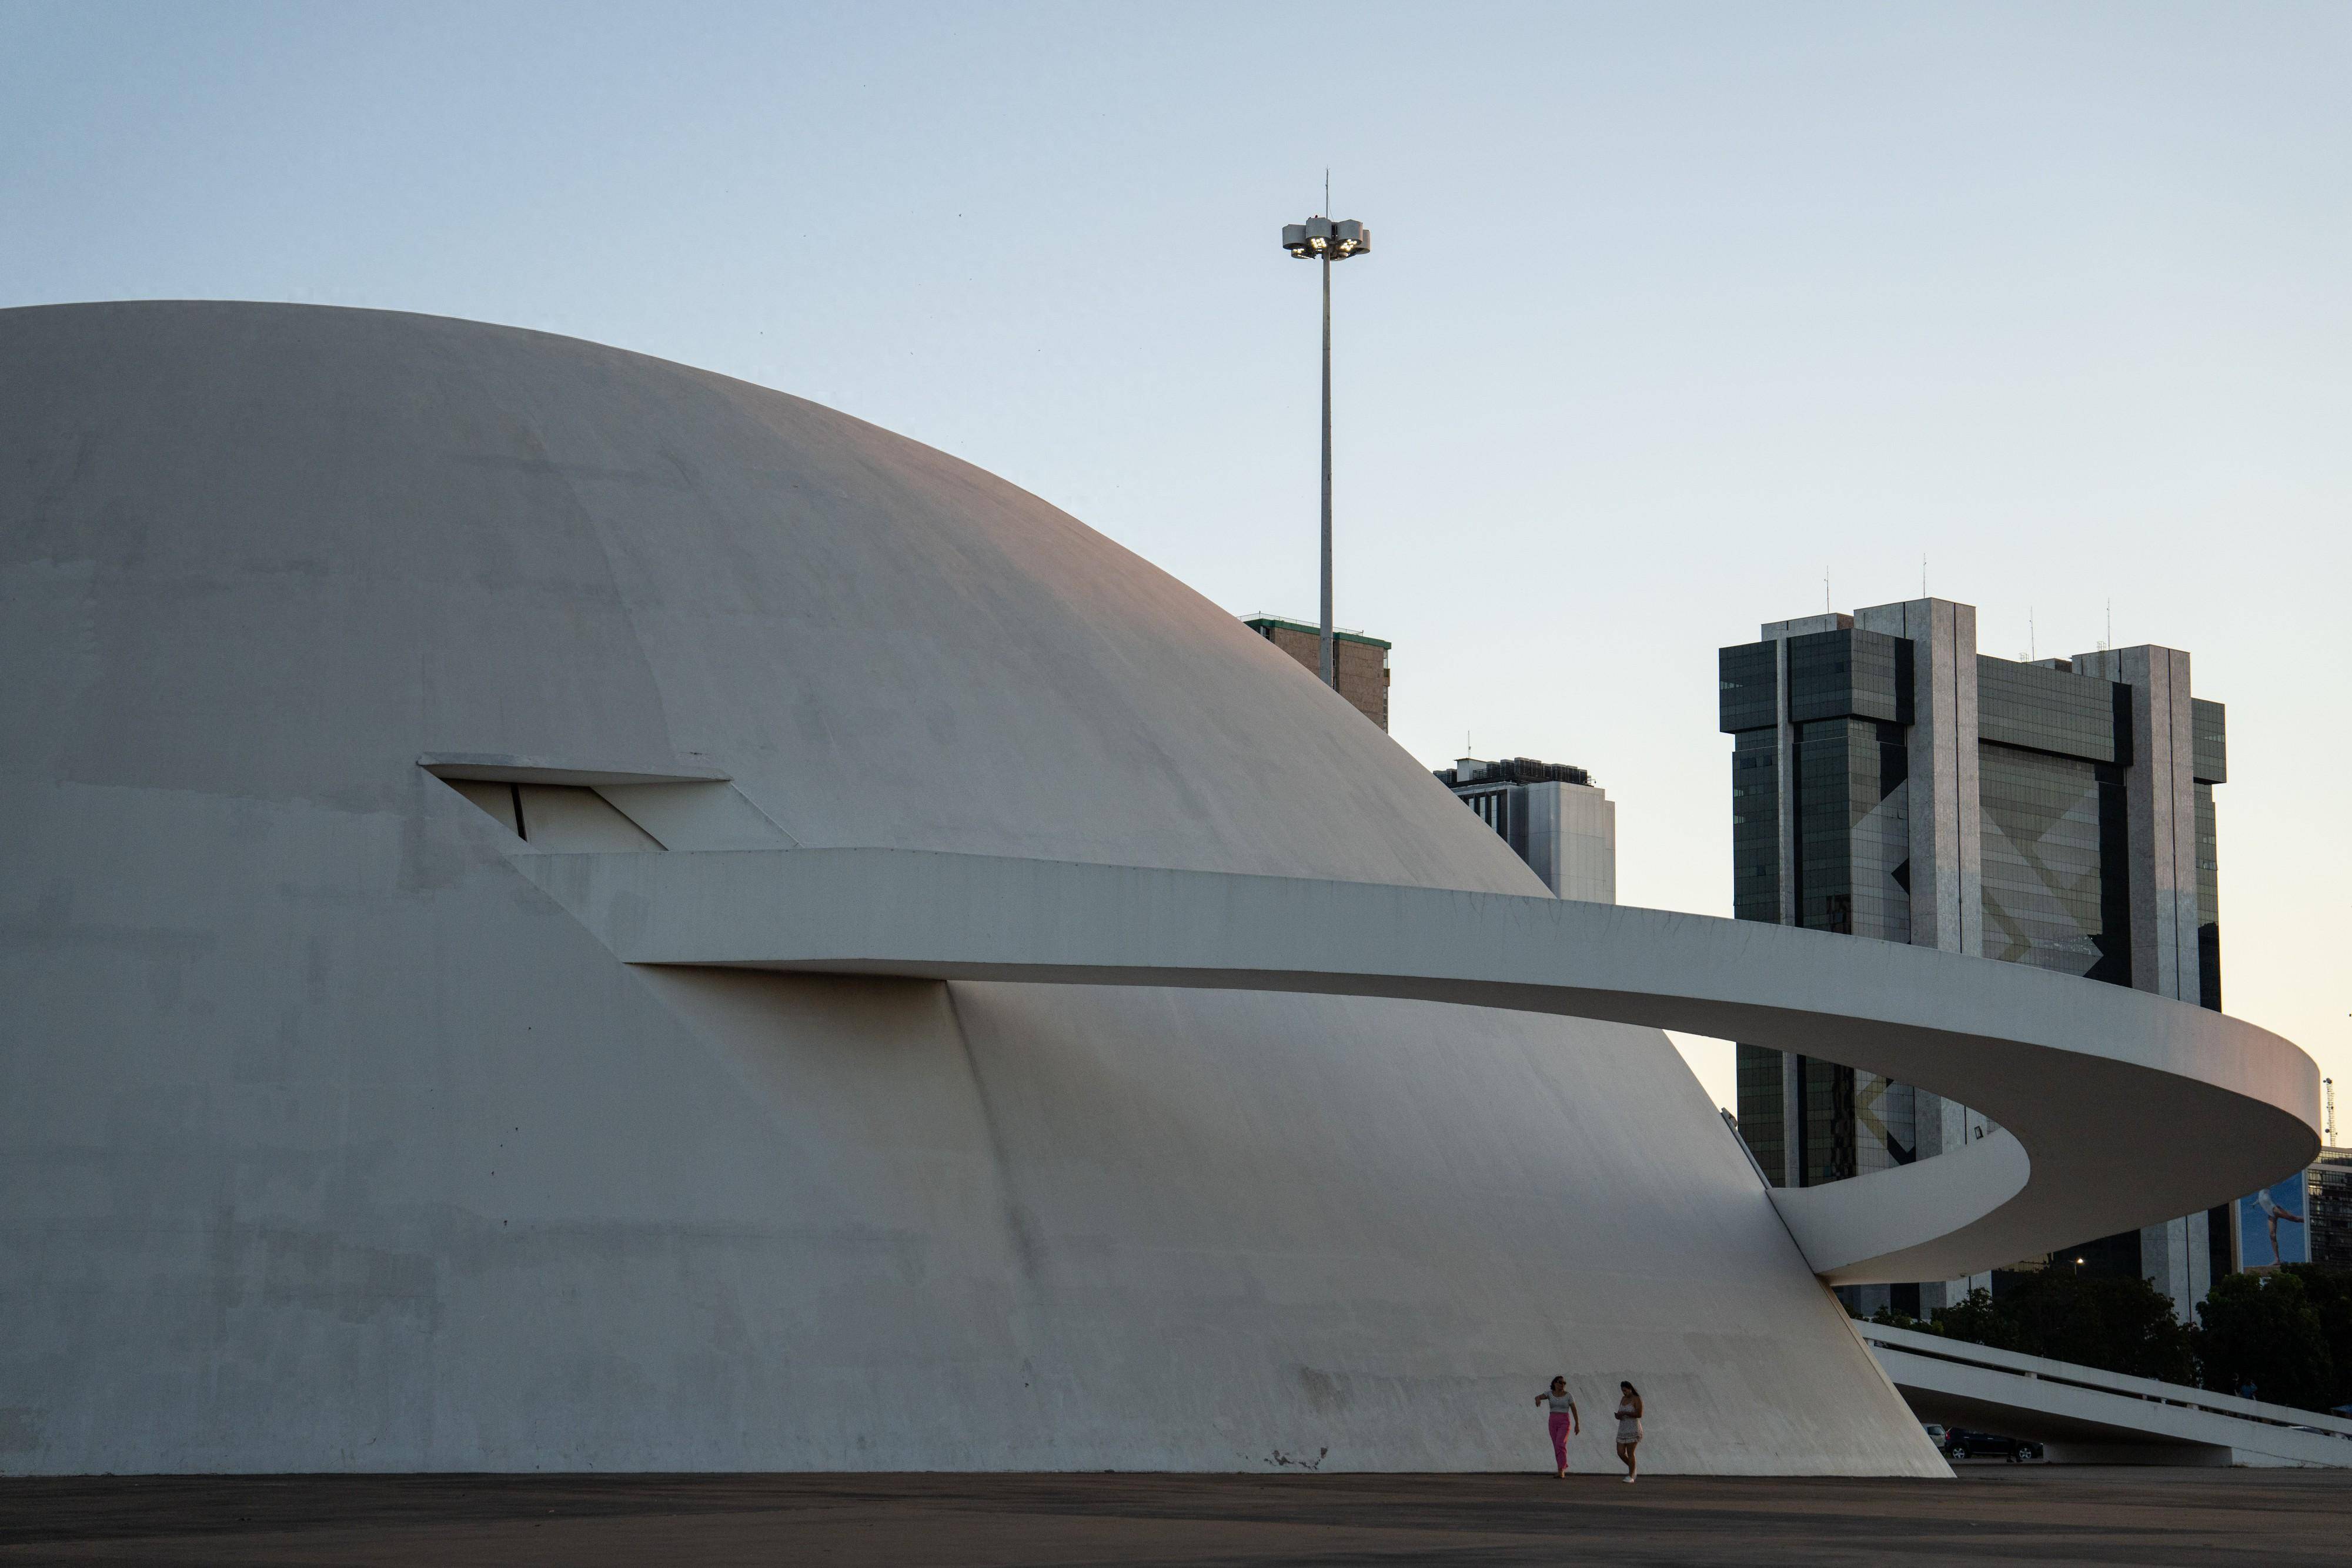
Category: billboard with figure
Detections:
[{"x1": 2240, "y1": 1174, "x2": 2310, "y2": 1268}]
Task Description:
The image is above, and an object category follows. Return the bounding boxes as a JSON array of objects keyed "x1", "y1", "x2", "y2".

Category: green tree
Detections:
[
  {"x1": 1931, "y1": 1285, "x2": 2003, "y2": 1347},
  {"x1": 1865, "y1": 1302, "x2": 1943, "y2": 1335},
  {"x1": 2196, "y1": 1270, "x2": 2335, "y2": 1412},
  {"x1": 2003, "y1": 1272, "x2": 2197, "y2": 1384},
  {"x1": 2279, "y1": 1265, "x2": 2352, "y2": 1412},
  {"x1": 1920, "y1": 1272, "x2": 2197, "y2": 1385}
]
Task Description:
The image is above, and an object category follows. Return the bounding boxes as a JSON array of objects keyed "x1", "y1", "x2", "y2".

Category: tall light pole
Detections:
[{"x1": 1280, "y1": 212, "x2": 1370, "y2": 688}]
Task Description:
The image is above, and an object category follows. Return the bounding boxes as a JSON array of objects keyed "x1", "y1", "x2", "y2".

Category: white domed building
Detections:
[{"x1": 3, "y1": 302, "x2": 2304, "y2": 1476}]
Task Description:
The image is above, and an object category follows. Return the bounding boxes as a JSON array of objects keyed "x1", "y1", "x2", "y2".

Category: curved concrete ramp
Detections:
[
  {"x1": 518, "y1": 844, "x2": 2320, "y2": 1286},
  {"x1": 1862, "y1": 1322, "x2": 2352, "y2": 1467}
]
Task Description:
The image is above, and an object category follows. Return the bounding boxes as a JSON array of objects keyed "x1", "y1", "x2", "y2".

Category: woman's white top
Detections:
[
  {"x1": 1539, "y1": 1392, "x2": 1575, "y2": 1420},
  {"x1": 1615, "y1": 1400, "x2": 1642, "y2": 1441}
]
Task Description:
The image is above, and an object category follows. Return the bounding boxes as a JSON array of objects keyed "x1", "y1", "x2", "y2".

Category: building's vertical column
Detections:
[
  {"x1": 2081, "y1": 643, "x2": 2206, "y2": 1321},
  {"x1": 1942, "y1": 601, "x2": 1989, "y2": 1303},
  {"x1": 2144, "y1": 647, "x2": 2203, "y2": 1320},
  {"x1": 1589, "y1": 788, "x2": 1618, "y2": 905},
  {"x1": 1740, "y1": 613, "x2": 1857, "y2": 1192},
  {"x1": 2083, "y1": 644, "x2": 2202, "y2": 1005},
  {"x1": 2140, "y1": 1216, "x2": 2189, "y2": 1315},
  {"x1": 1722, "y1": 636, "x2": 1792, "y2": 1185},
  {"x1": 1780, "y1": 1063, "x2": 1804, "y2": 1190},
  {"x1": 2163, "y1": 648, "x2": 2200, "y2": 999},
  {"x1": 2194, "y1": 703, "x2": 2231, "y2": 1281},
  {"x1": 1522, "y1": 784, "x2": 1558, "y2": 897},
  {"x1": 1857, "y1": 598, "x2": 1980, "y2": 958},
  {"x1": 2186, "y1": 1209, "x2": 2211, "y2": 1306},
  {"x1": 1953, "y1": 603, "x2": 1984, "y2": 960},
  {"x1": 1856, "y1": 598, "x2": 1986, "y2": 1308},
  {"x1": 2138, "y1": 1212, "x2": 2211, "y2": 1323},
  {"x1": 1773, "y1": 634, "x2": 1803, "y2": 1188},
  {"x1": 1775, "y1": 636, "x2": 1798, "y2": 927}
]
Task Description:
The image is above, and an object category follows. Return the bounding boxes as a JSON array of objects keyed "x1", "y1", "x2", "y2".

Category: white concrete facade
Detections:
[
  {"x1": 1438, "y1": 761, "x2": 1615, "y2": 904},
  {"x1": 1, "y1": 300, "x2": 1950, "y2": 1477},
  {"x1": 1519, "y1": 781, "x2": 1616, "y2": 903}
]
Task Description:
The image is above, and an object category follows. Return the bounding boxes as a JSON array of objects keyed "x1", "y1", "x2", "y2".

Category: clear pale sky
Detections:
[{"x1": 5, "y1": 1, "x2": 2347, "y2": 1118}]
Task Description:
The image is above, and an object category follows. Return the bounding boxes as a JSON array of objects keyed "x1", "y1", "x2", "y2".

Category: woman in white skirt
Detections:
[{"x1": 1613, "y1": 1382, "x2": 1644, "y2": 1482}]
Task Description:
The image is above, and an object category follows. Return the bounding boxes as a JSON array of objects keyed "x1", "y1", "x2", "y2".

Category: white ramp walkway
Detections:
[{"x1": 1860, "y1": 1321, "x2": 2352, "y2": 1467}]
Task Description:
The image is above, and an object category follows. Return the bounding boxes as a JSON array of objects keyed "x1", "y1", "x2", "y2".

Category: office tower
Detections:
[
  {"x1": 1244, "y1": 614, "x2": 1391, "y2": 730},
  {"x1": 2307, "y1": 1150, "x2": 2352, "y2": 1270},
  {"x1": 1436, "y1": 756, "x2": 1616, "y2": 902},
  {"x1": 1718, "y1": 600, "x2": 2229, "y2": 1320}
]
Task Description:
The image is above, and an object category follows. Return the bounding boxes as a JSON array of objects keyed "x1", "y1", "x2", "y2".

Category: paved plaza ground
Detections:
[{"x1": 2, "y1": 1466, "x2": 2346, "y2": 1566}]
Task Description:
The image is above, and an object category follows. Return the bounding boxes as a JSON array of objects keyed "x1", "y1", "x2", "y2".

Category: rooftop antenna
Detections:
[
  {"x1": 2104, "y1": 598, "x2": 2113, "y2": 652},
  {"x1": 2029, "y1": 607, "x2": 2036, "y2": 662},
  {"x1": 1824, "y1": 568, "x2": 1831, "y2": 614},
  {"x1": 2327, "y1": 1076, "x2": 2337, "y2": 1146},
  {"x1": 1922, "y1": 554, "x2": 1928, "y2": 599}
]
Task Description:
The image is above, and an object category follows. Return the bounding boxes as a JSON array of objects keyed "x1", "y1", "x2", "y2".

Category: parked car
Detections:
[{"x1": 1942, "y1": 1427, "x2": 2044, "y2": 1463}]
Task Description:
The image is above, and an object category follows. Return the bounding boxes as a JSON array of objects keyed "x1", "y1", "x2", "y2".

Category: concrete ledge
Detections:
[{"x1": 418, "y1": 753, "x2": 732, "y2": 786}]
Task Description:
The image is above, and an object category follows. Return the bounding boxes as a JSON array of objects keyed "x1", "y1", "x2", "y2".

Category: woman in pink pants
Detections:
[{"x1": 1534, "y1": 1376, "x2": 1579, "y2": 1476}]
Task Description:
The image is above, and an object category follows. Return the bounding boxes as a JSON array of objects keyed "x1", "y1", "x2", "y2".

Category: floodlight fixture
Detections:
[
  {"x1": 1278, "y1": 212, "x2": 1372, "y2": 688},
  {"x1": 1279, "y1": 217, "x2": 1371, "y2": 262}
]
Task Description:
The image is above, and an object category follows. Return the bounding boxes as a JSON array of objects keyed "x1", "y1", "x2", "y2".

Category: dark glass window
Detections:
[
  {"x1": 1726, "y1": 631, "x2": 1919, "y2": 1196},
  {"x1": 1459, "y1": 786, "x2": 1510, "y2": 838},
  {"x1": 2197, "y1": 782, "x2": 2221, "y2": 1012},
  {"x1": 2211, "y1": 1202, "x2": 2239, "y2": 1279},
  {"x1": 1792, "y1": 718, "x2": 1910, "y2": 944},
  {"x1": 1788, "y1": 630, "x2": 1905, "y2": 724},
  {"x1": 1718, "y1": 641, "x2": 1780, "y2": 733},
  {"x1": 2309, "y1": 1169, "x2": 2352, "y2": 1270},
  {"x1": 1800, "y1": 1057, "x2": 1857, "y2": 1186},
  {"x1": 1736, "y1": 1045, "x2": 1786, "y2": 1188},
  {"x1": 1980, "y1": 742, "x2": 2130, "y2": 985},
  {"x1": 2192, "y1": 698, "x2": 2227, "y2": 784},
  {"x1": 1977, "y1": 656, "x2": 2124, "y2": 764},
  {"x1": 1730, "y1": 730, "x2": 1780, "y2": 924}
]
